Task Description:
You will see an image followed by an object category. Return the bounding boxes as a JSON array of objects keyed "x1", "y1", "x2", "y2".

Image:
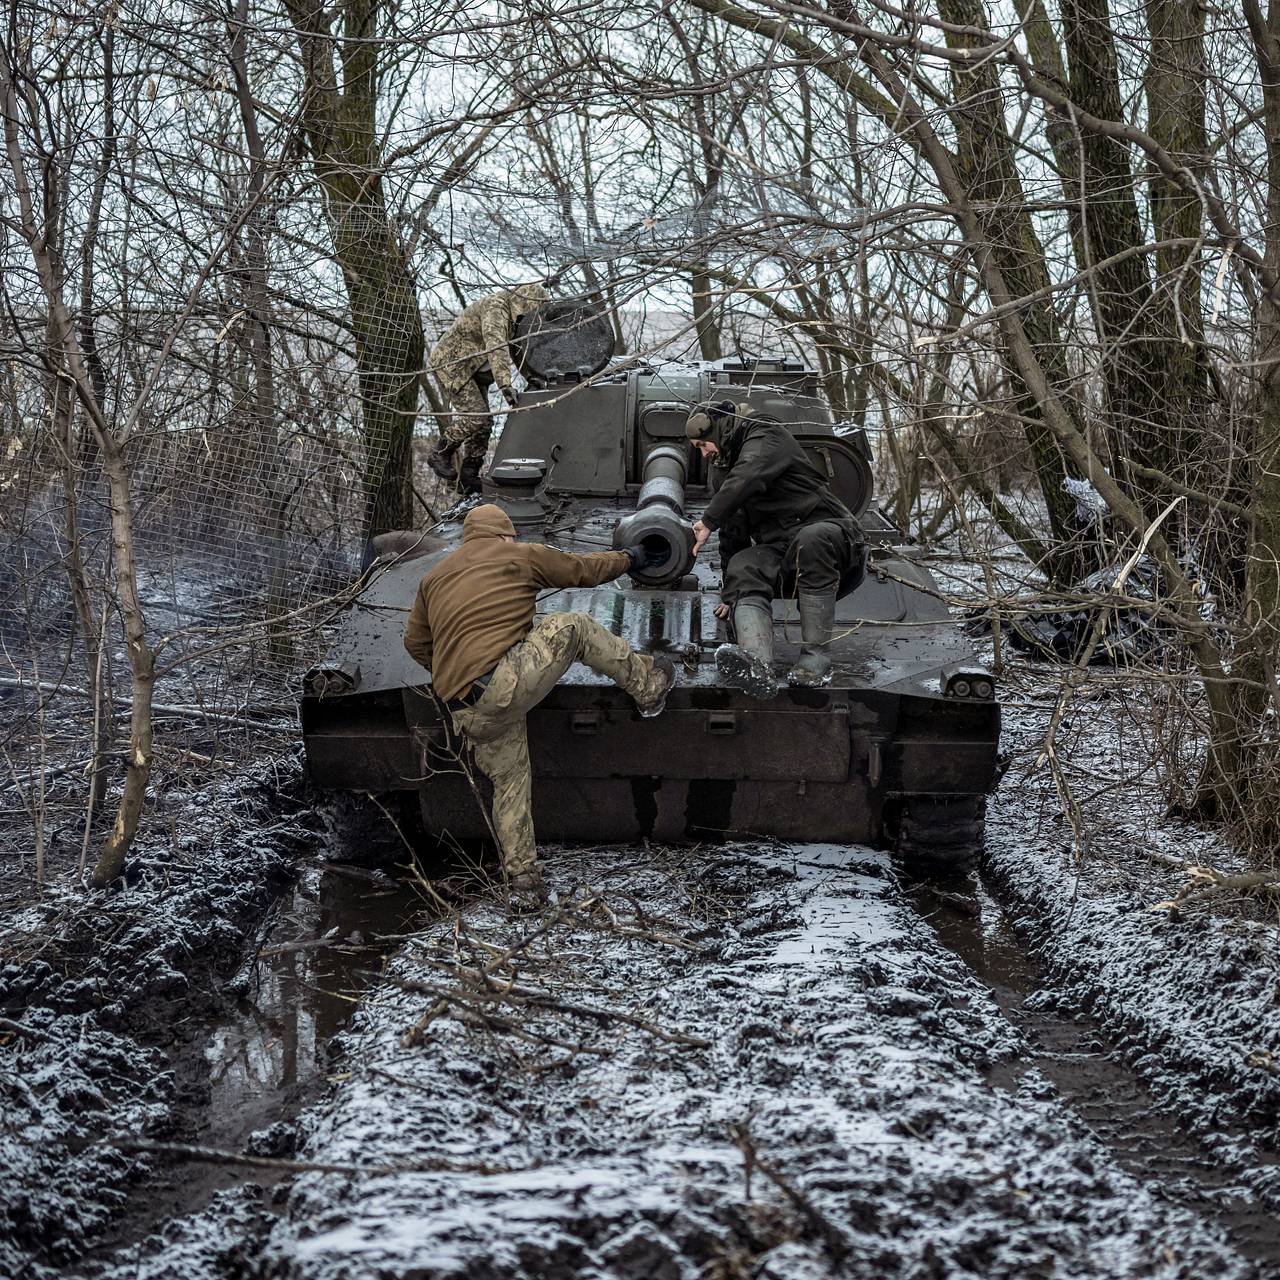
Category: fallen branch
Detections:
[
  {"x1": 1150, "y1": 864, "x2": 1280, "y2": 912},
  {"x1": 0, "y1": 1015, "x2": 52, "y2": 1043},
  {"x1": 392, "y1": 970, "x2": 710, "y2": 1048},
  {"x1": 730, "y1": 1120, "x2": 849, "y2": 1267}
]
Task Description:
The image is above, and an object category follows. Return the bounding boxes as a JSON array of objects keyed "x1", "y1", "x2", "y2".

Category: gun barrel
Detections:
[{"x1": 612, "y1": 444, "x2": 696, "y2": 587}]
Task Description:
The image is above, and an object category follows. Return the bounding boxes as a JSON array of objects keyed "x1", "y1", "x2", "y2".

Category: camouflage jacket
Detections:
[{"x1": 428, "y1": 284, "x2": 547, "y2": 393}]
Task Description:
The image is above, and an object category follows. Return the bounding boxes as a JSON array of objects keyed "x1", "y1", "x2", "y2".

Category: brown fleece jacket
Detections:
[{"x1": 403, "y1": 504, "x2": 630, "y2": 701}]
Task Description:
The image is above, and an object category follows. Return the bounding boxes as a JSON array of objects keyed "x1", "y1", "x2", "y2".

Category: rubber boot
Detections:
[
  {"x1": 715, "y1": 601, "x2": 777, "y2": 700},
  {"x1": 427, "y1": 442, "x2": 458, "y2": 483},
  {"x1": 457, "y1": 456, "x2": 484, "y2": 496},
  {"x1": 787, "y1": 590, "x2": 836, "y2": 687}
]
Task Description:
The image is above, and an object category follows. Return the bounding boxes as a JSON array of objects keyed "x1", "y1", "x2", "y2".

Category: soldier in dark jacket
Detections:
[{"x1": 687, "y1": 400, "x2": 864, "y2": 697}]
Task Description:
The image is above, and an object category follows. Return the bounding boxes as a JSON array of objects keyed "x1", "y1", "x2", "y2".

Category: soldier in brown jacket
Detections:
[
  {"x1": 426, "y1": 283, "x2": 549, "y2": 495},
  {"x1": 404, "y1": 504, "x2": 674, "y2": 905}
]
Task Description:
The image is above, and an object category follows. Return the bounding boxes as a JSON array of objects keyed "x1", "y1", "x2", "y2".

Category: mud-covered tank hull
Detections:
[
  {"x1": 302, "y1": 562, "x2": 1000, "y2": 855},
  {"x1": 415, "y1": 689, "x2": 996, "y2": 846},
  {"x1": 302, "y1": 357, "x2": 1002, "y2": 863},
  {"x1": 304, "y1": 677, "x2": 998, "y2": 846}
]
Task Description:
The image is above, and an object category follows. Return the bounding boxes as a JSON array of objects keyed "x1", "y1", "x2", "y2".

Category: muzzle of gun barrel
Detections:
[{"x1": 612, "y1": 443, "x2": 696, "y2": 588}]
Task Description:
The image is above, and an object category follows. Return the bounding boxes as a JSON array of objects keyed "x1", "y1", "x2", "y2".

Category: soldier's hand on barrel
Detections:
[
  {"x1": 691, "y1": 519, "x2": 711, "y2": 558},
  {"x1": 713, "y1": 601, "x2": 730, "y2": 621},
  {"x1": 625, "y1": 543, "x2": 667, "y2": 572},
  {"x1": 500, "y1": 383, "x2": 519, "y2": 409}
]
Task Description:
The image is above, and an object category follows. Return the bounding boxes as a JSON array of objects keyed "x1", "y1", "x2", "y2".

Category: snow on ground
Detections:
[
  {"x1": 986, "y1": 671, "x2": 1280, "y2": 1199},
  {"x1": 0, "y1": 755, "x2": 311, "y2": 1280},
  {"x1": 243, "y1": 845, "x2": 1252, "y2": 1280}
]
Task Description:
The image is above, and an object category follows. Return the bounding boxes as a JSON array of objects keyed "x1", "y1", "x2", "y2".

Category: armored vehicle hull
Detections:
[{"x1": 302, "y1": 359, "x2": 1001, "y2": 863}]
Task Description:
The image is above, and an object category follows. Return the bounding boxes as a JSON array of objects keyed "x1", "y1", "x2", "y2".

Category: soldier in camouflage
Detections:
[
  {"x1": 403, "y1": 504, "x2": 674, "y2": 909},
  {"x1": 427, "y1": 283, "x2": 549, "y2": 494}
]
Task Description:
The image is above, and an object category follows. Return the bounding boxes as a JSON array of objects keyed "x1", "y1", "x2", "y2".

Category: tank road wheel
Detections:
[{"x1": 890, "y1": 795, "x2": 986, "y2": 869}]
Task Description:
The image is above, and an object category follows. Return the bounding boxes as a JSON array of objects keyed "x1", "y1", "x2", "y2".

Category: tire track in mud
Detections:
[
  {"x1": 79, "y1": 859, "x2": 429, "y2": 1263},
  {"x1": 79, "y1": 842, "x2": 1272, "y2": 1280},
  {"x1": 51, "y1": 841, "x2": 1280, "y2": 1280},
  {"x1": 906, "y1": 872, "x2": 1280, "y2": 1274}
]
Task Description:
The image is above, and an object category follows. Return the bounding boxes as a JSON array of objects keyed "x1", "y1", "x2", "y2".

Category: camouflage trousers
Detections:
[
  {"x1": 434, "y1": 370, "x2": 493, "y2": 462},
  {"x1": 449, "y1": 612, "x2": 652, "y2": 877}
]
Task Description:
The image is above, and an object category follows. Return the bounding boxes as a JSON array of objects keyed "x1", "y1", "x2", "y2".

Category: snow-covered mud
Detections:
[
  {"x1": 984, "y1": 676, "x2": 1280, "y2": 1211},
  {"x1": 6, "y1": 656, "x2": 1280, "y2": 1278},
  {"x1": 69, "y1": 844, "x2": 1276, "y2": 1280}
]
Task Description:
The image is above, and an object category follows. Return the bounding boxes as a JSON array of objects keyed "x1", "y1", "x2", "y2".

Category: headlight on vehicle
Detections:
[
  {"x1": 306, "y1": 661, "x2": 361, "y2": 697},
  {"x1": 943, "y1": 665, "x2": 995, "y2": 700}
]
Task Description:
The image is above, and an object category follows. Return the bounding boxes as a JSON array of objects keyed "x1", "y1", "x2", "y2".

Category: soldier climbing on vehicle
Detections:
[
  {"x1": 403, "y1": 504, "x2": 673, "y2": 908},
  {"x1": 426, "y1": 283, "x2": 550, "y2": 495},
  {"x1": 687, "y1": 399, "x2": 866, "y2": 698}
]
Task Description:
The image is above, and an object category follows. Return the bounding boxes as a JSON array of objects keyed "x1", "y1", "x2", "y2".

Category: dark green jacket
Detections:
[{"x1": 702, "y1": 417, "x2": 858, "y2": 547}]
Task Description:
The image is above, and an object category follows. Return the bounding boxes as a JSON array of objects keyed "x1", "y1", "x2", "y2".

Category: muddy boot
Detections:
[
  {"x1": 632, "y1": 654, "x2": 677, "y2": 719},
  {"x1": 457, "y1": 455, "x2": 484, "y2": 496},
  {"x1": 427, "y1": 442, "x2": 458, "y2": 483},
  {"x1": 508, "y1": 866, "x2": 548, "y2": 913},
  {"x1": 715, "y1": 601, "x2": 776, "y2": 700},
  {"x1": 787, "y1": 590, "x2": 836, "y2": 688}
]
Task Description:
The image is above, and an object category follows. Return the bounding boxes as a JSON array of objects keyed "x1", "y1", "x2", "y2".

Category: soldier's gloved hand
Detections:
[
  {"x1": 500, "y1": 384, "x2": 519, "y2": 409},
  {"x1": 625, "y1": 543, "x2": 668, "y2": 572}
]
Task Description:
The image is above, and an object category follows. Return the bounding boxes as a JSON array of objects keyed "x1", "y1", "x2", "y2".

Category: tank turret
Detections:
[{"x1": 302, "y1": 345, "x2": 1001, "y2": 866}]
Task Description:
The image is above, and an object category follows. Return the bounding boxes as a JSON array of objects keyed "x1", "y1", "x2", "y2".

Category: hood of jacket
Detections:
[
  {"x1": 686, "y1": 399, "x2": 753, "y2": 458},
  {"x1": 508, "y1": 283, "x2": 549, "y2": 320},
  {"x1": 462, "y1": 504, "x2": 516, "y2": 541}
]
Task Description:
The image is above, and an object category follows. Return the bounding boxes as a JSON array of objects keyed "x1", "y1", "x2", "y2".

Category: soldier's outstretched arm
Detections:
[
  {"x1": 528, "y1": 544, "x2": 631, "y2": 590},
  {"x1": 480, "y1": 295, "x2": 515, "y2": 391}
]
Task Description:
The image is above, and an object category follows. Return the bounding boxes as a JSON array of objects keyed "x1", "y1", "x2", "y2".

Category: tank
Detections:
[{"x1": 301, "y1": 355, "x2": 1002, "y2": 865}]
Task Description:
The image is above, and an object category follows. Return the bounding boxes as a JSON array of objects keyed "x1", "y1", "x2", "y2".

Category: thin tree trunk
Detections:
[
  {"x1": 229, "y1": 0, "x2": 291, "y2": 660},
  {"x1": 1144, "y1": 0, "x2": 1209, "y2": 480},
  {"x1": 1059, "y1": 0, "x2": 1171, "y2": 504},
  {"x1": 934, "y1": 0, "x2": 1087, "y2": 575},
  {"x1": 284, "y1": 0, "x2": 425, "y2": 541},
  {"x1": 1202, "y1": 1, "x2": 1280, "y2": 824}
]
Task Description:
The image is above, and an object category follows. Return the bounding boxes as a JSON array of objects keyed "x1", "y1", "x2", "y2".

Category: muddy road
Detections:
[{"x1": 6, "y1": 808, "x2": 1278, "y2": 1280}]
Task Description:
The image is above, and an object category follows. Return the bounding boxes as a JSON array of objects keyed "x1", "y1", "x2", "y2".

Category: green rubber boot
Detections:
[
  {"x1": 715, "y1": 601, "x2": 777, "y2": 700},
  {"x1": 787, "y1": 590, "x2": 836, "y2": 687}
]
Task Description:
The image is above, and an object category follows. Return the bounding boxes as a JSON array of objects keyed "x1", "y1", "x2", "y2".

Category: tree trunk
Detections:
[
  {"x1": 937, "y1": 0, "x2": 1089, "y2": 576},
  {"x1": 1143, "y1": 0, "x2": 1209, "y2": 481},
  {"x1": 285, "y1": 0, "x2": 425, "y2": 541},
  {"x1": 691, "y1": 264, "x2": 723, "y2": 362},
  {"x1": 229, "y1": 0, "x2": 291, "y2": 659},
  {"x1": 89, "y1": 440, "x2": 155, "y2": 888},
  {"x1": 1199, "y1": 1, "x2": 1280, "y2": 830},
  {"x1": 1059, "y1": 0, "x2": 1170, "y2": 504}
]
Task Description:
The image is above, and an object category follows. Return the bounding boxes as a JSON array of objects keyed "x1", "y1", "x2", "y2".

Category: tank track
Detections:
[{"x1": 890, "y1": 795, "x2": 987, "y2": 868}]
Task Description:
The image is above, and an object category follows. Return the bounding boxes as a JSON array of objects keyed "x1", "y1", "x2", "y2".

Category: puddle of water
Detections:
[
  {"x1": 905, "y1": 872, "x2": 1280, "y2": 1274},
  {"x1": 94, "y1": 862, "x2": 430, "y2": 1258},
  {"x1": 202, "y1": 862, "x2": 427, "y2": 1152}
]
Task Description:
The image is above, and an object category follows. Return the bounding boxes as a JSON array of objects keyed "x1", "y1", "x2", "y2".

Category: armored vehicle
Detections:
[{"x1": 302, "y1": 356, "x2": 1001, "y2": 864}]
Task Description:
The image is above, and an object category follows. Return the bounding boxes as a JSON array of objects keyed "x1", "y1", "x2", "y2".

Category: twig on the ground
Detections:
[
  {"x1": 390, "y1": 971, "x2": 710, "y2": 1048},
  {"x1": 0, "y1": 1015, "x2": 52, "y2": 1043},
  {"x1": 730, "y1": 1120, "x2": 848, "y2": 1267}
]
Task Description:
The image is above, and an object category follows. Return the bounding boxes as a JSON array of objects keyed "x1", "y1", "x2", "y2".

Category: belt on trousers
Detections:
[{"x1": 445, "y1": 668, "x2": 493, "y2": 712}]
